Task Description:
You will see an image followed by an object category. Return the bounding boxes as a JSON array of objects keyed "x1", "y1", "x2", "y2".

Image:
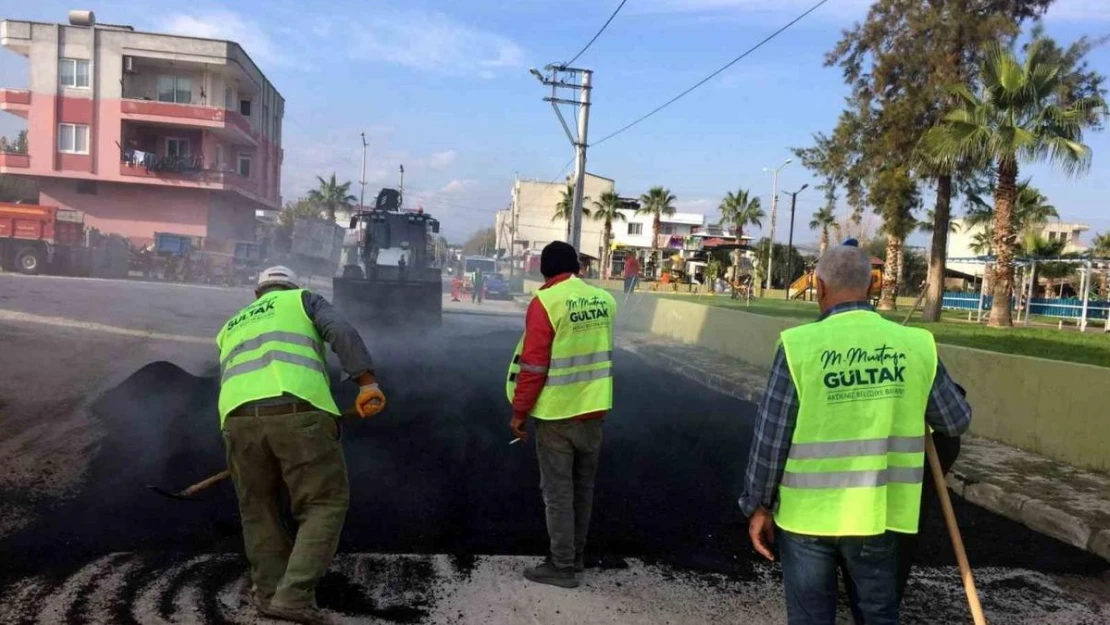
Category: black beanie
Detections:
[{"x1": 541, "y1": 241, "x2": 581, "y2": 278}]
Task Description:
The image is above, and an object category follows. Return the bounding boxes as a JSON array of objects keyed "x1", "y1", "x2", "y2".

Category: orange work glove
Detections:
[{"x1": 356, "y1": 383, "x2": 386, "y2": 418}]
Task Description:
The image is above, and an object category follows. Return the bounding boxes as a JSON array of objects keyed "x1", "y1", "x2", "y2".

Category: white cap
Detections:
[{"x1": 257, "y1": 265, "x2": 299, "y2": 290}]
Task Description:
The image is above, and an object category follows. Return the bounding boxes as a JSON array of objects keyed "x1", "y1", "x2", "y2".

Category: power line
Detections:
[
  {"x1": 550, "y1": 157, "x2": 575, "y2": 184},
  {"x1": 565, "y1": 0, "x2": 629, "y2": 66},
  {"x1": 592, "y1": 0, "x2": 830, "y2": 147}
]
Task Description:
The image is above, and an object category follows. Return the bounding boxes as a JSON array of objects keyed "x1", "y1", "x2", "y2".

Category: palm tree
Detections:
[
  {"x1": 719, "y1": 189, "x2": 764, "y2": 281},
  {"x1": 1021, "y1": 231, "x2": 1069, "y2": 299},
  {"x1": 553, "y1": 184, "x2": 591, "y2": 241},
  {"x1": 307, "y1": 173, "x2": 357, "y2": 223},
  {"x1": 809, "y1": 207, "x2": 837, "y2": 256},
  {"x1": 1092, "y1": 232, "x2": 1110, "y2": 298},
  {"x1": 591, "y1": 191, "x2": 627, "y2": 279},
  {"x1": 965, "y1": 180, "x2": 1058, "y2": 234},
  {"x1": 920, "y1": 42, "x2": 1104, "y2": 327},
  {"x1": 637, "y1": 186, "x2": 677, "y2": 270}
]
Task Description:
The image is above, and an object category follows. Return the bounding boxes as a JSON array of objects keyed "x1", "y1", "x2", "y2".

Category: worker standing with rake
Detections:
[
  {"x1": 739, "y1": 245, "x2": 972, "y2": 625},
  {"x1": 217, "y1": 266, "x2": 386, "y2": 625}
]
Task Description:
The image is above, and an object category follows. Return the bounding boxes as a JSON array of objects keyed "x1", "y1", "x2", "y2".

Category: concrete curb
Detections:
[
  {"x1": 949, "y1": 471, "x2": 1105, "y2": 558},
  {"x1": 620, "y1": 334, "x2": 1110, "y2": 563}
]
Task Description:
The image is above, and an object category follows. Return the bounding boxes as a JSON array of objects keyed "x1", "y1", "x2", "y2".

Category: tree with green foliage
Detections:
[
  {"x1": 1092, "y1": 232, "x2": 1110, "y2": 298},
  {"x1": 921, "y1": 41, "x2": 1105, "y2": 326},
  {"x1": 554, "y1": 184, "x2": 591, "y2": 241},
  {"x1": 307, "y1": 173, "x2": 357, "y2": 223},
  {"x1": 718, "y1": 189, "x2": 764, "y2": 281},
  {"x1": 462, "y1": 227, "x2": 497, "y2": 256},
  {"x1": 809, "y1": 207, "x2": 837, "y2": 256},
  {"x1": 591, "y1": 191, "x2": 627, "y2": 279},
  {"x1": 821, "y1": 0, "x2": 1056, "y2": 321},
  {"x1": 637, "y1": 186, "x2": 677, "y2": 266},
  {"x1": 1021, "y1": 231, "x2": 1070, "y2": 298}
]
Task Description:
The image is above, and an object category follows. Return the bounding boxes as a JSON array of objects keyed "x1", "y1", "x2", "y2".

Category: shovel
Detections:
[
  {"x1": 147, "y1": 469, "x2": 231, "y2": 501},
  {"x1": 146, "y1": 407, "x2": 369, "y2": 502}
]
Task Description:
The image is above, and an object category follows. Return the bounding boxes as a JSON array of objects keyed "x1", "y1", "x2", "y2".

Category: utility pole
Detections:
[
  {"x1": 359, "y1": 132, "x2": 368, "y2": 209},
  {"x1": 782, "y1": 184, "x2": 809, "y2": 300},
  {"x1": 762, "y1": 158, "x2": 792, "y2": 294},
  {"x1": 399, "y1": 164, "x2": 405, "y2": 209},
  {"x1": 530, "y1": 65, "x2": 592, "y2": 252}
]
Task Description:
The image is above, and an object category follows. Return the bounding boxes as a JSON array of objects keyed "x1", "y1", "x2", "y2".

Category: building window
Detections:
[
  {"x1": 165, "y1": 138, "x2": 190, "y2": 158},
  {"x1": 660, "y1": 225, "x2": 675, "y2": 235},
  {"x1": 238, "y1": 154, "x2": 251, "y2": 178},
  {"x1": 60, "y1": 58, "x2": 90, "y2": 88},
  {"x1": 224, "y1": 87, "x2": 233, "y2": 110},
  {"x1": 76, "y1": 180, "x2": 97, "y2": 195},
  {"x1": 57, "y1": 123, "x2": 89, "y2": 154},
  {"x1": 628, "y1": 223, "x2": 643, "y2": 235},
  {"x1": 156, "y1": 75, "x2": 192, "y2": 104},
  {"x1": 239, "y1": 99, "x2": 252, "y2": 117}
]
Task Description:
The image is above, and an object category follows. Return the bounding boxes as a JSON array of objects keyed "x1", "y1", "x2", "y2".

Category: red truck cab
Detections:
[{"x1": 0, "y1": 202, "x2": 85, "y2": 274}]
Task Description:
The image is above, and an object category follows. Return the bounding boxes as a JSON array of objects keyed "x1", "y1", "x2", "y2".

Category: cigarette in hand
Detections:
[{"x1": 509, "y1": 438, "x2": 522, "y2": 445}]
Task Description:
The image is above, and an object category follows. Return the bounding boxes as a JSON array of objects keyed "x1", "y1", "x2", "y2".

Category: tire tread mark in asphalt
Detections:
[
  {"x1": 64, "y1": 552, "x2": 130, "y2": 625},
  {"x1": 111, "y1": 553, "x2": 163, "y2": 625},
  {"x1": 156, "y1": 554, "x2": 207, "y2": 621},
  {"x1": 193, "y1": 554, "x2": 248, "y2": 625}
]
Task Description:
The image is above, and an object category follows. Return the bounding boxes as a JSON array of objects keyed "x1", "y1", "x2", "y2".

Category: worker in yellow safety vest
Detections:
[
  {"x1": 739, "y1": 245, "x2": 972, "y2": 625},
  {"x1": 507, "y1": 241, "x2": 616, "y2": 589},
  {"x1": 217, "y1": 266, "x2": 386, "y2": 625}
]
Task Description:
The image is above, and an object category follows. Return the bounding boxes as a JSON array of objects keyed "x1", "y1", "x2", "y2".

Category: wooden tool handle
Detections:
[
  {"x1": 181, "y1": 469, "x2": 231, "y2": 496},
  {"x1": 926, "y1": 435, "x2": 988, "y2": 625}
]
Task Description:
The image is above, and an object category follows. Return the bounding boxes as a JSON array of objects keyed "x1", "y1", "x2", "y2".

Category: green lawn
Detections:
[{"x1": 640, "y1": 291, "x2": 1110, "y2": 368}]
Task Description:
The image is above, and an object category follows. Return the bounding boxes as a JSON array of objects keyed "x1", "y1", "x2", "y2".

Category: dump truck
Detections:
[
  {"x1": 0, "y1": 202, "x2": 85, "y2": 275},
  {"x1": 333, "y1": 188, "x2": 442, "y2": 326}
]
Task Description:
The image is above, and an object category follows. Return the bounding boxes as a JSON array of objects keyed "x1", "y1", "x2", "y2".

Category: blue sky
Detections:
[{"x1": 1, "y1": 0, "x2": 1107, "y2": 243}]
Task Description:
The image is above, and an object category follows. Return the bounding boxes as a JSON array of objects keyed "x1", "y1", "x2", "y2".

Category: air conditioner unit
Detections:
[{"x1": 123, "y1": 56, "x2": 136, "y2": 73}]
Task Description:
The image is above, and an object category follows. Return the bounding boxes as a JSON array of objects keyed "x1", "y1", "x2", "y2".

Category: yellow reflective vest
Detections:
[
  {"x1": 506, "y1": 276, "x2": 616, "y2": 420},
  {"x1": 777, "y1": 310, "x2": 937, "y2": 536},
  {"x1": 216, "y1": 289, "x2": 339, "y2": 425}
]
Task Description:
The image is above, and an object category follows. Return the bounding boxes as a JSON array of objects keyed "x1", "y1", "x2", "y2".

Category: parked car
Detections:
[{"x1": 484, "y1": 272, "x2": 511, "y2": 299}]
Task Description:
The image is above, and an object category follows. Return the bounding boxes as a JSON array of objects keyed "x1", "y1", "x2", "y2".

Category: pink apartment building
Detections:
[{"x1": 0, "y1": 11, "x2": 283, "y2": 248}]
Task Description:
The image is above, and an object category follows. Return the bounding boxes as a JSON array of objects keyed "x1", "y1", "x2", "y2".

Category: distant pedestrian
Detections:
[
  {"x1": 623, "y1": 255, "x2": 640, "y2": 294},
  {"x1": 739, "y1": 245, "x2": 971, "y2": 625},
  {"x1": 472, "y1": 270, "x2": 485, "y2": 304},
  {"x1": 217, "y1": 266, "x2": 387, "y2": 625},
  {"x1": 451, "y1": 275, "x2": 463, "y2": 302},
  {"x1": 507, "y1": 241, "x2": 617, "y2": 588}
]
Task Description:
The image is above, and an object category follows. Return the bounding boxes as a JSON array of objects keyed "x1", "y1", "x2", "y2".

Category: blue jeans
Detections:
[
  {"x1": 623, "y1": 276, "x2": 638, "y2": 293},
  {"x1": 778, "y1": 528, "x2": 899, "y2": 625}
]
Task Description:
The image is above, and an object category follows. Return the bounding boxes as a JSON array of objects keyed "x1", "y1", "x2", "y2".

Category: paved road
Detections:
[{"x1": 0, "y1": 273, "x2": 1107, "y2": 624}]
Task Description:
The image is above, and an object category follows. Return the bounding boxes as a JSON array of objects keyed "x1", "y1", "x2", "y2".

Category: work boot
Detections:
[
  {"x1": 524, "y1": 561, "x2": 579, "y2": 588},
  {"x1": 574, "y1": 553, "x2": 585, "y2": 573},
  {"x1": 260, "y1": 603, "x2": 338, "y2": 625},
  {"x1": 245, "y1": 587, "x2": 271, "y2": 612}
]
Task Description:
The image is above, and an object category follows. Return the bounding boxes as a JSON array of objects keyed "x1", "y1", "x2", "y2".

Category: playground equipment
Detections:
[{"x1": 786, "y1": 268, "x2": 883, "y2": 300}]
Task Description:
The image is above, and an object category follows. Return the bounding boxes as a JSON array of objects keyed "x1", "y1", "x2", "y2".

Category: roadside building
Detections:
[
  {"x1": 0, "y1": 11, "x2": 283, "y2": 248},
  {"x1": 500, "y1": 173, "x2": 615, "y2": 271},
  {"x1": 948, "y1": 218, "x2": 1091, "y2": 279}
]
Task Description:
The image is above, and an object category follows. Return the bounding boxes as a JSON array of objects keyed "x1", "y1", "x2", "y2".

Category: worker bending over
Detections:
[
  {"x1": 739, "y1": 245, "x2": 971, "y2": 625},
  {"x1": 217, "y1": 266, "x2": 386, "y2": 625},
  {"x1": 507, "y1": 242, "x2": 617, "y2": 588}
]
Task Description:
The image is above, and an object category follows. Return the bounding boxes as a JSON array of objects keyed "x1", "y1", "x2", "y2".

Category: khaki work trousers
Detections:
[{"x1": 222, "y1": 410, "x2": 349, "y2": 610}]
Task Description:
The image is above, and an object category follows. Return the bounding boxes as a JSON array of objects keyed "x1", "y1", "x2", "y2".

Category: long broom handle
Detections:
[
  {"x1": 926, "y1": 435, "x2": 987, "y2": 625},
  {"x1": 904, "y1": 281, "x2": 986, "y2": 624}
]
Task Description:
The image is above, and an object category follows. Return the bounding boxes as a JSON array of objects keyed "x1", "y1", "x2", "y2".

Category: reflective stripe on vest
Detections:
[
  {"x1": 216, "y1": 289, "x2": 339, "y2": 424},
  {"x1": 776, "y1": 310, "x2": 937, "y2": 537},
  {"x1": 505, "y1": 277, "x2": 615, "y2": 420}
]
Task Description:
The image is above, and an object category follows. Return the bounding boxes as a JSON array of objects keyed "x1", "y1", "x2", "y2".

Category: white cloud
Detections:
[
  {"x1": 441, "y1": 179, "x2": 475, "y2": 194},
  {"x1": 160, "y1": 12, "x2": 306, "y2": 70},
  {"x1": 428, "y1": 150, "x2": 458, "y2": 170},
  {"x1": 348, "y1": 10, "x2": 525, "y2": 76},
  {"x1": 675, "y1": 197, "x2": 719, "y2": 218}
]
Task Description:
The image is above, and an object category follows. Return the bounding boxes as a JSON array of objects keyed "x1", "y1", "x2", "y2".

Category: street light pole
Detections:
[
  {"x1": 359, "y1": 132, "x2": 368, "y2": 210},
  {"x1": 782, "y1": 184, "x2": 809, "y2": 300},
  {"x1": 762, "y1": 158, "x2": 792, "y2": 293}
]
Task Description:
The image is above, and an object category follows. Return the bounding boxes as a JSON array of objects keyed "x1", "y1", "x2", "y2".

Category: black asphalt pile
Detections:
[{"x1": 0, "y1": 327, "x2": 1107, "y2": 620}]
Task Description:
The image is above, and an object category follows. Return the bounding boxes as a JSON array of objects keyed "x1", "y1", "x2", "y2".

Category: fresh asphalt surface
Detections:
[{"x1": 0, "y1": 274, "x2": 1107, "y2": 623}]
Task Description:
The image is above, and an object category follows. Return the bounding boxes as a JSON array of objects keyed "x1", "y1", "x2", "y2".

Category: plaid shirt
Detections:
[{"x1": 738, "y1": 301, "x2": 973, "y2": 517}]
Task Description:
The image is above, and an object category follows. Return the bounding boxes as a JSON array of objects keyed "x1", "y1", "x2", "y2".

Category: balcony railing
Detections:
[
  {"x1": 120, "y1": 152, "x2": 258, "y2": 195},
  {"x1": 0, "y1": 88, "x2": 30, "y2": 105},
  {"x1": 120, "y1": 99, "x2": 256, "y2": 143},
  {"x1": 0, "y1": 151, "x2": 29, "y2": 168}
]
